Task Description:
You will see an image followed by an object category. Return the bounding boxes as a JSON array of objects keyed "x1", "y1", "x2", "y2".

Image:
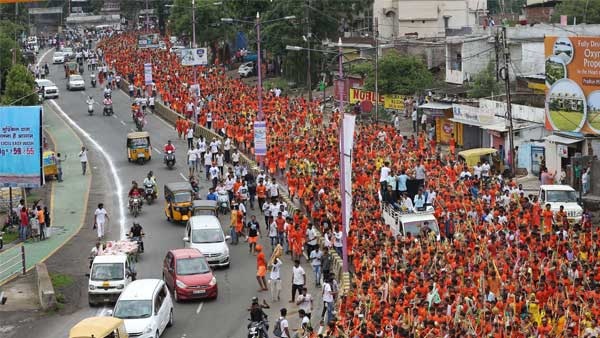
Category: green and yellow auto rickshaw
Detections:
[{"x1": 164, "y1": 182, "x2": 194, "y2": 222}]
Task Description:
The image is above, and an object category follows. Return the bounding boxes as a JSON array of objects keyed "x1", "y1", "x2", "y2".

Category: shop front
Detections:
[
  {"x1": 418, "y1": 102, "x2": 454, "y2": 144},
  {"x1": 544, "y1": 134, "x2": 584, "y2": 181},
  {"x1": 449, "y1": 104, "x2": 500, "y2": 149}
]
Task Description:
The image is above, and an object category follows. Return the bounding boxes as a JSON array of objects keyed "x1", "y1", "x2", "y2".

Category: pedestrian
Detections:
[
  {"x1": 93, "y1": 203, "x2": 109, "y2": 240},
  {"x1": 247, "y1": 215, "x2": 259, "y2": 254},
  {"x1": 310, "y1": 246, "x2": 323, "y2": 287},
  {"x1": 321, "y1": 247, "x2": 332, "y2": 285},
  {"x1": 305, "y1": 223, "x2": 318, "y2": 257},
  {"x1": 268, "y1": 216, "x2": 278, "y2": 250},
  {"x1": 186, "y1": 124, "x2": 194, "y2": 149},
  {"x1": 187, "y1": 145, "x2": 196, "y2": 177},
  {"x1": 43, "y1": 206, "x2": 51, "y2": 238},
  {"x1": 295, "y1": 287, "x2": 313, "y2": 319},
  {"x1": 290, "y1": 259, "x2": 305, "y2": 303},
  {"x1": 321, "y1": 275, "x2": 336, "y2": 324},
  {"x1": 19, "y1": 206, "x2": 29, "y2": 242},
  {"x1": 256, "y1": 244, "x2": 268, "y2": 291},
  {"x1": 411, "y1": 108, "x2": 417, "y2": 133},
  {"x1": 78, "y1": 146, "x2": 88, "y2": 175},
  {"x1": 269, "y1": 250, "x2": 283, "y2": 302},
  {"x1": 273, "y1": 308, "x2": 290, "y2": 338},
  {"x1": 56, "y1": 152, "x2": 66, "y2": 182},
  {"x1": 37, "y1": 205, "x2": 46, "y2": 241}
]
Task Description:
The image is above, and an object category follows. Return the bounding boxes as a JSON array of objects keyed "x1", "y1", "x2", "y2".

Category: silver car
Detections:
[{"x1": 67, "y1": 74, "x2": 85, "y2": 91}]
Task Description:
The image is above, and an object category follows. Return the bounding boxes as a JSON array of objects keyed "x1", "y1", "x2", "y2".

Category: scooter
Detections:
[
  {"x1": 91, "y1": 77, "x2": 96, "y2": 87},
  {"x1": 164, "y1": 151, "x2": 176, "y2": 169},
  {"x1": 144, "y1": 183, "x2": 155, "y2": 204},
  {"x1": 103, "y1": 103, "x2": 113, "y2": 116},
  {"x1": 217, "y1": 190, "x2": 230, "y2": 215},
  {"x1": 87, "y1": 102, "x2": 94, "y2": 115}
]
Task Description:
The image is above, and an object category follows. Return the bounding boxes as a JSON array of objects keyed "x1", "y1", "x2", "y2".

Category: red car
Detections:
[{"x1": 163, "y1": 248, "x2": 218, "y2": 301}]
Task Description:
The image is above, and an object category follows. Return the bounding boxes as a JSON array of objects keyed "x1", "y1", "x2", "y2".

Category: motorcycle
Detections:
[
  {"x1": 217, "y1": 190, "x2": 230, "y2": 215},
  {"x1": 247, "y1": 318, "x2": 268, "y2": 338},
  {"x1": 103, "y1": 103, "x2": 113, "y2": 116},
  {"x1": 164, "y1": 150, "x2": 176, "y2": 169},
  {"x1": 87, "y1": 102, "x2": 94, "y2": 115},
  {"x1": 135, "y1": 115, "x2": 144, "y2": 131},
  {"x1": 129, "y1": 197, "x2": 142, "y2": 217},
  {"x1": 91, "y1": 75, "x2": 96, "y2": 88},
  {"x1": 144, "y1": 183, "x2": 155, "y2": 204}
]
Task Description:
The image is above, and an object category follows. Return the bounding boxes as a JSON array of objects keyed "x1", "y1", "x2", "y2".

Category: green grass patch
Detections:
[
  {"x1": 2, "y1": 231, "x2": 18, "y2": 245},
  {"x1": 50, "y1": 273, "x2": 73, "y2": 289},
  {"x1": 548, "y1": 110, "x2": 584, "y2": 131}
]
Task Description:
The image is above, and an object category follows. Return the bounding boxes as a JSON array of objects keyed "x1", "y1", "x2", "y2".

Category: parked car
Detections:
[
  {"x1": 238, "y1": 62, "x2": 254, "y2": 78},
  {"x1": 539, "y1": 184, "x2": 583, "y2": 223},
  {"x1": 67, "y1": 74, "x2": 85, "y2": 90},
  {"x1": 112, "y1": 279, "x2": 174, "y2": 338},
  {"x1": 35, "y1": 79, "x2": 59, "y2": 99},
  {"x1": 163, "y1": 248, "x2": 218, "y2": 302},
  {"x1": 52, "y1": 52, "x2": 65, "y2": 64},
  {"x1": 183, "y1": 215, "x2": 230, "y2": 268}
]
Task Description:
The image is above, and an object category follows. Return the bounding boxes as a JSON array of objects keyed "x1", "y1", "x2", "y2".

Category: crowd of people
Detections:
[{"x1": 97, "y1": 32, "x2": 600, "y2": 337}]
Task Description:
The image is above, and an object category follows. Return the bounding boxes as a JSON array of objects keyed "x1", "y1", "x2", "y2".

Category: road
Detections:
[{"x1": 15, "y1": 51, "x2": 320, "y2": 338}]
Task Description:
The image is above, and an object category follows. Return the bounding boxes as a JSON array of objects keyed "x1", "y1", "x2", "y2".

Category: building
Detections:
[
  {"x1": 373, "y1": 0, "x2": 488, "y2": 39},
  {"x1": 523, "y1": 0, "x2": 562, "y2": 24}
]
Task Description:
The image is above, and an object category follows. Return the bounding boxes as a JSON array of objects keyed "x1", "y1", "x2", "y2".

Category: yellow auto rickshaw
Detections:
[
  {"x1": 127, "y1": 131, "x2": 151, "y2": 164},
  {"x1": 164, "y1": 182, "x2": 194, "y2": 222},
  {"x1": 458, "y1": 148, "x2": 504, "y2": 174},
  {"x1": 69, "y1": 316, "x2": 129, "y2": 338},
  {"x1": 192, "y1": 200, "x2": 218, "y2": 216},
  {"x1": 64, "y1": 61, "x2": 78, "y2": 78},
  {"x1": 43, "y1": 150, "x2": 58, "y2": 179}
]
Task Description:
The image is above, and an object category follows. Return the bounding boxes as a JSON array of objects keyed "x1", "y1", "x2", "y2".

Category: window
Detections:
[
  {"x1": 154, "y1": 287, "x2": 166, "y2": 314},
  {"x1": 91, "y1": 263, "x2": 124, "y2": 281}
]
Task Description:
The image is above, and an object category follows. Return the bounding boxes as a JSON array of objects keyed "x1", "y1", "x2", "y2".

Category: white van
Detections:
[
  {"x1": 87, "y1": 254, "x2": 134, "y2": 306},
  {"x1": 382, "y1": 204, "x2": 440, "y2": 238},
  {"x1": 183, "y1": 215, "x2": 230, "y2": 268},
  {"x1": 539, "y1": 184, "x2": 583, "y2": 223},
  {"x1": 112, "y1": 279, "x2": 174, "y2": 338}
]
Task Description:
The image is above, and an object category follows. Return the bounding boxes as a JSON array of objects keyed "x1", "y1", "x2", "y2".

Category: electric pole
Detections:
[
  {"x1": 305, "y1": 0, "x2": 312, "y2": 103},
  {"x1": 502, "y1": 26, "x2": 515, "y2": 173},
  {"x1": 374, "y1": 17, "x2": 379, "y2": 122},
  {"x1": 494, "y1": 30, "x2": 500, "y2": 82}
]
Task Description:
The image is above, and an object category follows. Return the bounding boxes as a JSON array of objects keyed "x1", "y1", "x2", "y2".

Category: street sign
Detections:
[{"x1": 180, "y1": 48, "x2": 208, "y2": 66}]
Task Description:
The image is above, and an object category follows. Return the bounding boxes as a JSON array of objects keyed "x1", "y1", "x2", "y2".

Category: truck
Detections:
[
  {"x1": 538, "y1": 184, "x2": 583, "y2": 224},
  {"x1": 87, "y1": 254, "x2": 135, "y2": 306},
  {"x1": 381, "y1": 203, "x2": 440, "y2": 238}
]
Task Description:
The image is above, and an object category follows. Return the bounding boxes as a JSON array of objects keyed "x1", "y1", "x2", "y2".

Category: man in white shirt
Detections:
[
  {"x1": 268, "y1": 178, "x2": 280, "y2": 202},
  {"x1": 411, "y1": 109, "x2": 418, "y2": 132},
  {"x1": 187, "y1": 145, "x2": 197, "y2": 177},
  {"x1": 204, "y1": 152, "x2": 212, "y2": 180},
  {"x1": 231, "y1": 148, "x2": 240, "y2": 167},
  {"x1": 309, "y1": 246, "x2": 322, "y2": 287},
  {"x1": 295, "y1": 287, "x2": 313, "y2": 318},
  {"x1": 322, "y1": 276, "x2": 336, "y2": 324},
  {"x1": 78, "y1": 146, "x2": 88, "y2": 175},
  {"x1": 481, "y1": 161, "x2": 491, "y2": 178},
  {"x1": 473, "y1": 162, "x2": 482, "y2": 179},
  {"x1": 269, "y1": 255, "x2": 282, "y2": 302},
  {"x1": 223, "y1": 137, "x2": 232, "y2": 163},
  {"x1": 94, "y1": 203, "x2": 109, "y2": 239},
  {"x1": 379, "y1": 161, "x2": 391, "y2": 195},
  {"x1": 306, "y1": 223, "x2": 318, "y2": 256},
  {"x1": 290, "y1": 260, "x2": 305, "y2": 303},
  {"x1": 277, "y1": 308, "x2": 290, "y2": 338}
]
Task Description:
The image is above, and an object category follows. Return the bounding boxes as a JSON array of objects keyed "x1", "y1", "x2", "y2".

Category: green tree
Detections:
[
  {"x1": 168, "y1": 0, "x2": 233, "y2": 44},
  {"x1": 1, "y1": 64, "x2": 36, "y2": 105},
  {"x1": 467, "y1": 62, "x2": 503, "y2": 98},
  {"x1": 349, "y1": 51, "x2": 433, "y2": 95},
  {"x1": 552, "y1": 0, "x2": 600, "y2": 24}
]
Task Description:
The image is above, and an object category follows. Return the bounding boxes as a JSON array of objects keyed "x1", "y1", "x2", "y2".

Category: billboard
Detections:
[
  {"x1": 144, "y1": 63, "x2": 152, "y2": 85},
  {"x1": 545, "y1": 36, "x2": 600, "y2": 134},
  {"x1": 254, "y1": 121, "x2": 267, "y2": 156},
  {"x1": 180, "y1": 48, "x2": 208, "y2": 66},
  {"x1": 348, "y1": 88, "x2": 407, "y2": 110},
  {"x1": 138, "y1": 33, "x2": 160, "y2": 48},
  {"x1": 0, "y1": 106, "x2": 43, "y2": 188}
]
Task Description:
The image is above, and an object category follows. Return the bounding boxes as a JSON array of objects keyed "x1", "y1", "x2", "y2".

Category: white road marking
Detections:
[
  {"x1": 35, "y1": 49, "x2": 54, "y2": 67},
  {"x1": 119, "y1": 120, "x2": 126, "y2": 125},
  {"x1": 96, "y1": 306, "x2": 110, "y2": 316},
  {"x1": 49, "y1": 100, "x2": 127, "y2": 239},
  {"x1": 179, "y1": 173, "x2": 188, "y2": 181},
  {"x1": 196, "y1": 302, "x2": 203, "y2": 314},
  {"x1": 112, "y1": 114, "x2": 118, "y2": 119},
  {"x1": 130, "y1": 128, "x2": 135, "y2": 132},
  {"x1": 153, "y1": 147, "x2": 162, "y2": 154}
]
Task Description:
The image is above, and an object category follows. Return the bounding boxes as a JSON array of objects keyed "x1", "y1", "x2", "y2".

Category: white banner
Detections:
[
  {"x1": 341, "y1": 113, "x2": 356, "y2": 235},
  {"x1": 144, "y1": 63, "x2": 152, "y2": 85},
  {"x1": 180, "y1": 48, "x2": 208, "y2": 66}
]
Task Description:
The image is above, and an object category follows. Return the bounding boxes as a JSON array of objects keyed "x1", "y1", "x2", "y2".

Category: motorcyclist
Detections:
[
  {"x1": 128, "y1": 222, "x2": 144, "y2": 252},
  {"x1": 103, "y1": 85, "x2": 111, "y2": 98},
  {"x1": 143, "y1": 171, "x2": 157, "y2": 198},
  {"x1": 86, "y1": 96, "x2": 94, "y2": 112},
  {"x1": 134, "y1": 107, "x2": 145, "y2": 128},
  {"x1": 248, "y1": 297, "x2": 268, "y2": 337},
  {"x1": 128, "y1": 180, "x2": 143, "y2": 208},
  {"x1": 164, "y1": 140, "x2": 176, "y2": 153}
]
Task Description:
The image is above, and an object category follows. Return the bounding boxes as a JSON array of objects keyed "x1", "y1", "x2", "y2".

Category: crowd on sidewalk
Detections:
[{"x1": 96, "y1": 31, "x2": 600, "y2": 337}]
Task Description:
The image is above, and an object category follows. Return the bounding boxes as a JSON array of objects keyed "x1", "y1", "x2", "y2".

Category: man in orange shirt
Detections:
[
  {"x1": 542, "y1": 204, "x2": 554, "y2": 234},
  {"x1": 255, "y1": 245, "x2": 268, "y2": 291},
  {"x1": 256, "y1": 179, "x2": 267, "y2": 211}
]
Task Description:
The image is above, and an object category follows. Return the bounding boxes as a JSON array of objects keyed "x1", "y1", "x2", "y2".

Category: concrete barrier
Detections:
[
  {"x1": 35, "y1": 263, "x2": 56, "y2": 310},
  {"x1": 124, "y1": 80, "x2": 351, "y2": 294}
]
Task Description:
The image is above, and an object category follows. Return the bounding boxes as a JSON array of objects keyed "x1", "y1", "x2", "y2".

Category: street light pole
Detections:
[
  {"x1": 256, "y1": 12, "x2": 264, "y2": 121},
  {"x1": 374, "y1": 17, "x2": 379, "y2": 122},
  {"x1": 338, "y1": 37, "x2": 349, "y2": 273}
]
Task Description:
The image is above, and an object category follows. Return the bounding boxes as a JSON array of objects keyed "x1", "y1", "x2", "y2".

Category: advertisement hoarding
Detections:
[
  {"x1": 348, "y1": 88, "x2": 407, "y2": 110},
  {"x1": 545, "y1": 36, "x2": 600, "y2": 134},
  {"x1": 0, "y1": 106, "x2": 43, "y2": 188},
  {"x1": 138, "y1": 33, "x2": 160, "y2": 48},
  {"x1": 254, "y1": 121, "x2": 267, "y2": 156},
  {"x1": 180, "y1": 48, "x2": 208, "y2": 66}
]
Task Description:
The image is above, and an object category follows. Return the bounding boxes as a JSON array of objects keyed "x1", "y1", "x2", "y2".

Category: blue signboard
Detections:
[{"x1": 0, "y1": 106, "x2": 43, "y2": 188}]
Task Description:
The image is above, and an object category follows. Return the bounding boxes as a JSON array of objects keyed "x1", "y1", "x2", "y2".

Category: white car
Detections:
[
  {"x1": 113, "y1": 279, "x2": 174, "y2": 338},
  {"x1": 67, "y1": 74, "x2": 85, "y2": 90},
  {"x1": 52, "y1": 52, "x2": 65, "y2": 64},
  {"x1": 35, "y1": 79, "x2": 59, "y2": 99},
  {"x1": 183, "y1": 215, "x2": 230, "y2": 268},
  {"x1": 238, "y1": 62, "x2": 254, "y2": 78},
  {"x1": 62, "y1": 47, "x2": 74, "y2": 60},
  {"x1": 539, "y1": 184, "x2": 583, "y2": 223}
]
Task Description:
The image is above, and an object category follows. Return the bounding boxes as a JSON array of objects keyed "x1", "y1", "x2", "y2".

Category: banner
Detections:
[
  {"x1": 0, "y1": 106, "x2": 43, "y2": 188},
  {"x1": 383, "y1": 94, "x2": 406, "y2": 110},
  {"x1": 545, "y1": 36, "x2": 600, "y2": 134},
  {"x1": 180, "y1": 48, "x2": 208, "y2": 66},
  {"x1": 144, "y1": 63, "x2": 152, "y2": 85},
  {"x1": 341, "y1": 113, "x2": 356, "y2": 235},
  {"x1": 254, "y1": 121, "x2": 267, "y2": 156},
  {"x1": 138, "y1": 33, "x2": 160, "y2": 48},
  {"x1": 348, "y1": 88, "x2": 407, "y2": 110}
]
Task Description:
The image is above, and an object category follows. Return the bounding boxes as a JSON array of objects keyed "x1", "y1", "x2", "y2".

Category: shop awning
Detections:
[
  {"x1": 418, "y1": 102, "x2": 453, "y2": 110},
  {"x1": 448, "y1": 118, "x2": 485, "y2": 127},
  {"x1": 544, "y1": 134, "x2": 583, "y2": 144},
  {"x1": 482, "y1": 120, "x2": 542, "y2": 132}
]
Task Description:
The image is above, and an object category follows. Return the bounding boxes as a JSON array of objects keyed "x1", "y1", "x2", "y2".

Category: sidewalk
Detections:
[{"x1": 0, "y1": 104, "x2": 90, "y2": 285}]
